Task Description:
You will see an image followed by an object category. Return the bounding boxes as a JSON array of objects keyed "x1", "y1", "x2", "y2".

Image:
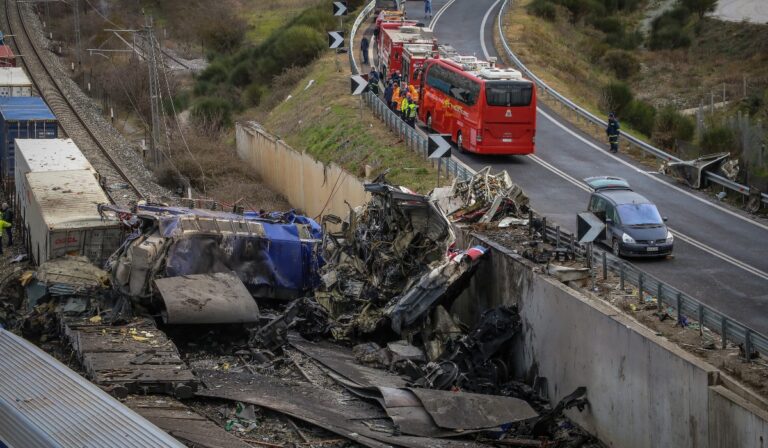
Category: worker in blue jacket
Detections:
[{"x1": 606, "y1": 113, "x2": 620, "y2": 154}]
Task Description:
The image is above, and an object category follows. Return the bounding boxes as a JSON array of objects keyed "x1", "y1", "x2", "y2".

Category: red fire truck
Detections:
[
  {"x1": 418, "y1": 56, "x2": 537, "y2": 155},
  {"x1": 401, "y1": 43, "x2": 438, "y2": 89},
  {"x1": 378, "y1": 25, "x2": 435, "y2": 79}
]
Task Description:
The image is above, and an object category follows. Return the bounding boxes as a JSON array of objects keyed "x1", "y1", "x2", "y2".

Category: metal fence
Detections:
[
  {"x1": 351, "y1": 0, "x2": 768, "y2": 359},
  {"x1": 497, "y1": 0, "x2": 768, "y2": 206},
  {"x1": 363, "y1": 91, "x2": 473, "y2": 181},
  {"x1": 539, "y1": 223, "x2": 768, "y2": 359}
]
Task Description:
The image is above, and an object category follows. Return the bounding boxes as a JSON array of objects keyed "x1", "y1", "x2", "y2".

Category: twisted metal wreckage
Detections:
[{"x1": 13, "y1": 173, "x2": 600, "y2": 447}]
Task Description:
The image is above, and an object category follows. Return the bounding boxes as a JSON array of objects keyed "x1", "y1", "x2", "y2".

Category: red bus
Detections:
[
  {"x1": 418, "y1": 56, "x2": 537, "y2": 155},
  {"x1": 378, "y1": 26, "x2": 434, "y2": 79}
]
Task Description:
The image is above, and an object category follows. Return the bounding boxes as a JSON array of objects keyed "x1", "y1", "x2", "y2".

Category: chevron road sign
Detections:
[
  {"x1": 350, "y1": 75, "x2": 369, "y2": 95},
  {"x1": 577, "y1": 212, "x2": 606, "y2": 244},
  {"x1": 333, "y1": 1, "x2": 348, "y2": 16},
  {"x1": 328, "y1": 31, "x2": 344, "y2": 49},
  {"x1": 428, "y1": 134, "x2": 451, "y2": 159}
]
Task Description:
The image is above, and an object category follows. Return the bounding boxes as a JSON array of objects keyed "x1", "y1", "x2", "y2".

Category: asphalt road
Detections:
[
  {"x1": 713, "y1": 0, "x2": 768, "y2": 24},
  {"x1": 397, "y1": 0, "x2": 768, "y2": 334}
]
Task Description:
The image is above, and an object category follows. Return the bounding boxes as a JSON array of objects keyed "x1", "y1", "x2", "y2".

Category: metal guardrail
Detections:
[
  {"x1": 349, "y1": 0, "x2": 376, "y2": 75},
  {"x1": 497, "y1": 0, "x2": 768, "y2": 206},
  {"x1": 351, "y1": 0, "x2": 767, "y2": 359},
  {"x1": 539, "y1": 223, "x2": 768, "y2": 358},
  {"x1": 351, "y1": 1, "x2": 473, "y2": 182},
  {"x1": 363, "y1": 91, "x2": 473, "y2": 181}
]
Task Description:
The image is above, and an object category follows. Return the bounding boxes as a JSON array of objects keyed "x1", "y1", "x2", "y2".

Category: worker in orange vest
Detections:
[{"x1": 391, "y1": 83, "x2": 401, "y2": 113}]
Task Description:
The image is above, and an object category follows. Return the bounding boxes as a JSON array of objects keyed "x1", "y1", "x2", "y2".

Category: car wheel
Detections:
[
  {"x1": 612, "y1": 239, "x2": 621, "y2": 257},
  {"x1": 457, "y1": 131, "x2": 466, "y2": 153},
  {"x1": 426, "y1": 114, "x2": 432, "y2": 131}
]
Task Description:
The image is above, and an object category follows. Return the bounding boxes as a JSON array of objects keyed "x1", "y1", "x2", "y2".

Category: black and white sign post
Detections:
[
  {"x1": 577, "y1": 212, "x2": 606, "y2": 290},
  {"x1": 428, "y1": 134, "x2": 451, "y2": 188},
  {"x1": 351, "y1": 74, "x2": 369, "y2": 119},
  {"x1": 328, "y1": 30, "x2": 344, "y2": 71},
  {"x1": 333, "y1": 2, "x2": 348, "y2": 41}
]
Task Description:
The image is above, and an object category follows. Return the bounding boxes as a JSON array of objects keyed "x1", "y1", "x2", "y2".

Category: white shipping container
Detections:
[
  {"x1": 24, "y1": 169, "x2": 122, "y2": 265},
  {"x1": 14, "y1": 138, "x2": 96, "y2": 224},
  {"x1": 0, "y1": 68, "x2": 33, "y2": 97}
]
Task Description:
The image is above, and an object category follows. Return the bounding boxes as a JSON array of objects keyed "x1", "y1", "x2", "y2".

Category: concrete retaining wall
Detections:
[
  {"x1": 235, "y1": 122, "x2": 369, "y2": 218},
  {"x1": 454, "y1": 230, "x2": 768, "y2": 448}
]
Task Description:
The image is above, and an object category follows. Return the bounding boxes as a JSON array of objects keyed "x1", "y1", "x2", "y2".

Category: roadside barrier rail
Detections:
[
  {"x1": 363, "y1": 91, "x2": 473, "y2": 181},
  {"x1": 540, "y1": 223, "x2": 768, "y2": 358},
  {"x1": 351, "y1": 0, "x2": 767, "y2": 359},
  {"x1": 497, "y1": 0, "x2": 767, "y2": 206}
]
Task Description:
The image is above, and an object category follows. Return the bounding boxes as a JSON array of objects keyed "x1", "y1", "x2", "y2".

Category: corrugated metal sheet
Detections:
[
  {"x1": 0, "y1": 96, "x2": 55, "y2": 120},
  {"x1": 0, "y1": 67, "x2": 31, "y2": 86},
  {"x1": 16, "y1": 138, "x2": 93, "y2": 174},
  {"x1": 26, "y1": 169, "x2": 112, "y2": 228},
  {"x1": 0, "y1": 328, "x2": 185, "y2": 448}
]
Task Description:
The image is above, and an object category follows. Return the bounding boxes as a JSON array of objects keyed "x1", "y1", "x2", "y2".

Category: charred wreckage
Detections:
[{"x1": 3, "y1": 173, "x2": 603, "y2": 448}]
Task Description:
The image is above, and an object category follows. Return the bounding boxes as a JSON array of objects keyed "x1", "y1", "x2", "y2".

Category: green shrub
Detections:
[
  {"x1": 229, "y1": 61, "x2": 253, "y2": 87},
  {"x1": 529, "y1": 0, "x2": 558, "y2": 21},
  {"x1": 653, "y1": 106, "x2": 694, "y2": 148},
  {"x1": 191, "y1": 97, "x2": 233, "y2": 130},
  {"x1": 601, "y1": 49, "x2": 640, "y2": 79},
  {"x1": 602, "y1": 81, "x2": 633, "y2": 115},
  {"x1": 624, "y1": 100, "x2": 656, "y2": 135},
  {"x1": 198, "y1": 62, "x2": 228, "y2": 84},
  {"x1": 193, "y1": 80, "x2": 212, "y2": 96},
  {"x1": 592, "y1": 16, "x2": 622, "y2": 34},
  {"x1": 648, "y1": 7, "x2": 692, "y2": 50},
  {"x1": 587, "y1": 41, "x2": 611, "y2": 62},
  {"x1": 608, "y1": 29, "x2": 643, "y2": 50},
  {"x1": 681, "y1": 0, "x2": 717, "y2": 17},
  {"x1": 272, "y1": 25, "x2": 326, "y2": 68},
  {"x1": 700, "y1": 126, "x2": 736, "y2": 153},
  {"x1": 243, "y1": 84, "x2": 265, "y2": 107}
]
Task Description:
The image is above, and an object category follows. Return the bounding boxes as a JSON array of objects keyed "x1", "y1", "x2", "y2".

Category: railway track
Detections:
[{"x1": 4, "y1": 0, "x2": 144, "y2": 205}]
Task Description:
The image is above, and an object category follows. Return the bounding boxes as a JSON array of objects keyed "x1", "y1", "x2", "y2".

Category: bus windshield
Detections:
[{"x1": 485, "y1": 81, "x2": 533, "y2": 107}]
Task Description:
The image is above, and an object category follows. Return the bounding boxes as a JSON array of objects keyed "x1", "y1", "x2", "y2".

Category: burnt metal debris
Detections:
[
  {"x1": 660, "y1": 152, "x2": 737, "y2": 189},
  {"x1": 0, "y1": 174, "x2": 603, "y2": 447}
]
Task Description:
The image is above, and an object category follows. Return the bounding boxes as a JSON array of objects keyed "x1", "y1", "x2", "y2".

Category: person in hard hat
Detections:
[
  {"x1": 408, "y1": 84, "x2": 419, "y2": 103},
  {"x1": 406, "y1": 95, "x2": 418, "y2": 127},
  {"x1": 0, "y1": 203, "x2": 12, "y2": 254},
  {"x1": 391, "y1": 83, "x2": 401, "y2": 113},
  {"x1": 606, "y1": 113, "x2": 620, "y2": 154}
]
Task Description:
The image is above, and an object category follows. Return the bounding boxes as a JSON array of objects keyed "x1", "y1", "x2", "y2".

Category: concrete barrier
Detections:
[
  {"x1": 454, "y1": 230, "x2": 768, "y2": 448},
  {"x1": 235, "y1": 121, "x2": 369, "y2": 218}
]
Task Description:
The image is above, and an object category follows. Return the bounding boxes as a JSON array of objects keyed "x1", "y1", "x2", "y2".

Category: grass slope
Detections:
[{"x1": 260, "y1": 53, "x2": 439, "y2": 194}]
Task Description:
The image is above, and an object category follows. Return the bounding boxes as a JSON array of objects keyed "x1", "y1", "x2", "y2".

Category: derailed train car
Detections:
[{"x1": 108, "y1": 205, "x2": 323, "y2": 304}]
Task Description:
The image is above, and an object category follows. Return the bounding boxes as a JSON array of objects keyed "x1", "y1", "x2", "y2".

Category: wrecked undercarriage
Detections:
[{"x1": 1, "y1": 174, "x2": 603, "y2": 448}]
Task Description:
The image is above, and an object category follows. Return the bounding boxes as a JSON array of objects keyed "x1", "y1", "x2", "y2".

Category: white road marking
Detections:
[
  {"x1": 468, "y1": 0, "x2": 768, "y2": 281},
  {"x1": 430, "y1": 0, "x2": 458, "y2": 30}
]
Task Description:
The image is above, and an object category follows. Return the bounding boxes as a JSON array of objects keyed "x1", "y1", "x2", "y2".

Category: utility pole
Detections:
[
  {"x1": 145, "y1": 15, "x2": 163, "y2": 168},
  {"x1": 72, "y1": 0, "x2": 82, "y2": 65}
]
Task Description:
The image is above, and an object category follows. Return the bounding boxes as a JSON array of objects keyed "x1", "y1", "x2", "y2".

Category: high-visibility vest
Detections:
[
  {"x1": 408, "y1": 103, "x2": 417, "y2": 118},
  {"x1": 392, "y1": 87, "x2": 401, "y2": 104},
  {"x1": 401, "y1": 98, "x2": 409, "y2": 113}
]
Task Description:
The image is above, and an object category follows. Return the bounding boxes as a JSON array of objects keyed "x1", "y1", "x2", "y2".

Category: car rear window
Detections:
[
  {"x1": 485, "y1": 81, "x2": 532, "y2": 107},
  {"x1": 617, "y1": 203, "x2": 663, "y2": 225}
]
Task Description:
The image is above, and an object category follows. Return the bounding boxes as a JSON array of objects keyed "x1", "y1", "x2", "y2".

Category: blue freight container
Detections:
[{"x1": 0, "y1": 96, "x2": 58, "y2": 179}]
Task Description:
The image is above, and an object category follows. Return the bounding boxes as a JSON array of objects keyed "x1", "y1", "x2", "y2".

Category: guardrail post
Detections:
[
  {"x1": 698, "y1": 304, "x2": 704, "y2": 336},
  {"x1": 638, "y1": 273, "x2": 644, "y2": 302},
  {"x1": 619, "y1": 262, "x2": 625, "y2": 291},
  {"x1": 721, "y1": 317, "x2": 727, "y2": 349},
  {"x1": 676, "y1": 292, "x2": 683, "y2": 326},
  {"x1": 744, "y1": 329, "x2": 753, "y2": 362},
  {"x1": 601, "y1": 252, "x2": 607, "y2": 280},
  {"x1": 657, "y1": 283, "x2": 663, "y2": 311}
]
